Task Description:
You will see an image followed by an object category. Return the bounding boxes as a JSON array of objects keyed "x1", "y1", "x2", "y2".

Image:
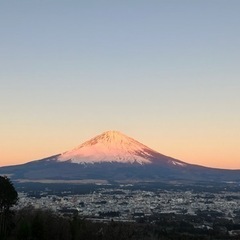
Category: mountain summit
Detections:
[
  {"x1": 58, "y1": 130, "x2": 159, "y2": 164},
  {"x1": 58, "y1": 130, "x2": 186, "y2": 167}
]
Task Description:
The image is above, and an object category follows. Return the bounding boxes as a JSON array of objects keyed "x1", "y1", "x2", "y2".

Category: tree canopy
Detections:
[{"x1": 0, "y1": 176, "x2": 18, "y2": 213}]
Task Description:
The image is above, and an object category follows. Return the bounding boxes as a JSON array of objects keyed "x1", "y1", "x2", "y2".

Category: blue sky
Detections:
[{"x1": 0, "y1": 0, "x2": 240, "y2": 168}]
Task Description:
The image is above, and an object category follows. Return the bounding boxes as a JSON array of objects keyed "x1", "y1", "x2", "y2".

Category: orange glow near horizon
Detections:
[
  {"x1": 1, "y1": 149, "x2": 239, "y2": 170},
  {"x1": 1, "y1": 131, "x2": 239, "y2": 170}
]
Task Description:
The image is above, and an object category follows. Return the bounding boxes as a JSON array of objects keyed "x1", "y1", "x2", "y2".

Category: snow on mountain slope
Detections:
[{"x1": 58, "y1": 131, "x2": 160, "y2": 164}]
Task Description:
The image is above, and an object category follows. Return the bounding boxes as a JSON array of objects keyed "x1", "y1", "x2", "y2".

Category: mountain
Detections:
[
  {"x1": 0, "y1": 130, "x2": 239, "y2": 182},
  {"x1": 58, "y1": 130, "x2": 186, "y2": 166}
]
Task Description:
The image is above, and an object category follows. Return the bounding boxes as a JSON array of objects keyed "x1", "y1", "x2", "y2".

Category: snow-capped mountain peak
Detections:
[{"x1": 58, "y1": 130, "x2": 159, "y2": 164}]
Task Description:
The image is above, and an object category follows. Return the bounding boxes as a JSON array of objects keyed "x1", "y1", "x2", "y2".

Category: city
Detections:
[{"x1": 15, "y1": 184, "x2": 240, "y2": 237}]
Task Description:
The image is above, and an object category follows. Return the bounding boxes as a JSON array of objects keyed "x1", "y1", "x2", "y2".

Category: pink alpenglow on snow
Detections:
[{"x1": 58, "y1": 130, "x2": 159, "y2": 164}]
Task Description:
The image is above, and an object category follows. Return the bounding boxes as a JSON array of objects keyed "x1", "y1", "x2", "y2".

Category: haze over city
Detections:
[{"x1": 1, "y1": 1, "x2": 240, "y2": 169}]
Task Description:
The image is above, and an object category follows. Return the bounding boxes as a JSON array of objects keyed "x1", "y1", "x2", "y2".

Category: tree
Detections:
[{"x1": 0, "y1": 176, "x2": 18, "y2": 239}]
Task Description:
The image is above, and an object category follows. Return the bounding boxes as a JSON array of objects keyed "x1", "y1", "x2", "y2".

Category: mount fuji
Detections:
[
  {"x1": 0, "y1": 131, "x2": 239, "y2": 182},
  {"x1": 58, "y1": 130, "x2": 186, "y2": 166}
]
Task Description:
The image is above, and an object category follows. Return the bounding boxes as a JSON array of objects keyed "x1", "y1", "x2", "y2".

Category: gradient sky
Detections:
[{"x1": 1, "y1": 0, "x2": 240, "y2": 169}]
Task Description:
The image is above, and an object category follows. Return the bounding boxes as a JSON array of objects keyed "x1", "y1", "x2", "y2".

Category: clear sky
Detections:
[{"x1": 1, "y1": 0, "x2": 240, "y2": 169}]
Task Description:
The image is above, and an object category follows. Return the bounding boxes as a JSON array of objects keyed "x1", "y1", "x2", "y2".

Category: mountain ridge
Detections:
[{"x1": 0, "y1": 130, "x2": 239, "y2": 182}]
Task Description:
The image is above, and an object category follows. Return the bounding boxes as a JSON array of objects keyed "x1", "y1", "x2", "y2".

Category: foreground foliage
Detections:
[
  {"x1": 0, "y1": 176, "x2": 18, "y2": 239},
  {"x1": 4, "y1": 208, "x2": 240, "y2": 240}
]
